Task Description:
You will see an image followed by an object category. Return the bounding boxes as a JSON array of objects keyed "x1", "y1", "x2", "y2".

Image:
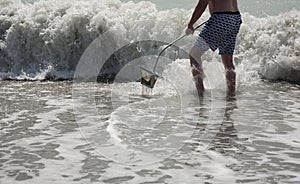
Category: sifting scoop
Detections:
[{"x1": 140, "y1": 66, "x2": 159, "y2": 89}]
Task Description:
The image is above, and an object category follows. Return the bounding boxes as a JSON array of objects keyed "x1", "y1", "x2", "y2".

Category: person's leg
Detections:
[
  {"x1": 218, "y1": 12, "x2": 241, "y2": 92},
  {"x1": 221, "y1": 54, "x2": 236, "y2": 92},
  {"x1": 189, "y1": 46, "x2": 206, "y2": 93}
]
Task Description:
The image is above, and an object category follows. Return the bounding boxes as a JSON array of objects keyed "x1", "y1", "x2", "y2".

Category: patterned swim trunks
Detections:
[{"x1": 195, "y1": 11, "x2": 242, "y2": 55}]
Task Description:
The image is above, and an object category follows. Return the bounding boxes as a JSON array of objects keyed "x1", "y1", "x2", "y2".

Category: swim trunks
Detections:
[{"x1": 195, "y1": 11, "x2": 242, "y2": 55}]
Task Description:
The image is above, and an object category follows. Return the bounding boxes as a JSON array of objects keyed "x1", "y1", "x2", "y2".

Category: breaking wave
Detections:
[{"x1": 0, "y1": 0, "x2": 299, "y2": 84}]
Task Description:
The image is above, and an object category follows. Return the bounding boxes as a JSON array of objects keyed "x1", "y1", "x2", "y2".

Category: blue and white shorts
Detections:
[{"x1": 195, "y1": 12, "x2": 242, "y2": 55}]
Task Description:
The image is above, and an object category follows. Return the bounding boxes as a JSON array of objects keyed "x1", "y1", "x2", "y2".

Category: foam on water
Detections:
[
  {"x1": 0, "y1": 0, "x2": 299, "y2": 84},
  {"x1": 236, "y1": 11, "x2": 300, "y2": 84},
  {"x1": 1, "y1": 79, "x2": 300, "y2": 183}
]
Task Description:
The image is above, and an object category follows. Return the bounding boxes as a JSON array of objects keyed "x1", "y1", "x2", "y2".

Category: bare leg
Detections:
[
  {"x1": 221, "y1": 54, "x2": 236, "y2": 92},
  {"x1": 189, "y1": 46, "x2": 206, "y2": 94}
]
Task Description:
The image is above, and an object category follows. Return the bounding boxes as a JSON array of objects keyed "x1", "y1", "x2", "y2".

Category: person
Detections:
[{"x1": 185, "y1": 0, "x2": 242, "y2": 94}]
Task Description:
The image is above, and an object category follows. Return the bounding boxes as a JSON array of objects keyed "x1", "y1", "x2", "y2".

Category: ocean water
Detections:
[
  {"x1": 122, "y1": 0, "x2": 300, "y2": 16},
  {"x1": 0, "y1": 0, "x2": 299, "y2": 82},
  {"x1": 1, "y1": 0, "x2": 300, "y2": 183}
]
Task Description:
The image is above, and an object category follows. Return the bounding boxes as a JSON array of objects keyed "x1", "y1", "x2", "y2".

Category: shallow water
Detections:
[
  {"x1": 0, "y1": 0, "x2": 300, "y2": 184},
  {"x1": 0, "y1": 80, "x2": 299, "y2": 183},
  {"x1": 1, "y1": 0, "x2": 299, "y2": 183}
]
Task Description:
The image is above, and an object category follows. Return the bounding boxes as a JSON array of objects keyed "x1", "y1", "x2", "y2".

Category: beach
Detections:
[{"x1": 1, "y1": 0, "x2": 300, "y2": 183}]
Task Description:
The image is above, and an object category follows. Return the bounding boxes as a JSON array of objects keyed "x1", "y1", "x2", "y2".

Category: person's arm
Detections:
[{"x1": 187, "y1": 0, "x2": 209, "y2": 30}]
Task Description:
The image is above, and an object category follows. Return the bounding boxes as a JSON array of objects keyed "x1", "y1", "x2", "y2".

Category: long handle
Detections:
[{"x1": 152, "y1": 21, "x2": 207, "y2": 73}]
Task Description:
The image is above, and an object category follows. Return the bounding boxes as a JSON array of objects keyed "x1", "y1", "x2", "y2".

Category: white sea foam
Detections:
[{"x1": 0, "y1": 0, "x2": 299, "y2": 84}]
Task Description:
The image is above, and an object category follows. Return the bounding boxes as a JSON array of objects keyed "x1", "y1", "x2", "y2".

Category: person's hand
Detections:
[{"x1": 185, "y1": 27, "x2": 194, "y2": 35}]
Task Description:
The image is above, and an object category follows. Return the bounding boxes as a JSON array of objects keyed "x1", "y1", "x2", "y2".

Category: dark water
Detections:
[{"x1": 0, "y1": 80, "x2": 299, "y2": 183}]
